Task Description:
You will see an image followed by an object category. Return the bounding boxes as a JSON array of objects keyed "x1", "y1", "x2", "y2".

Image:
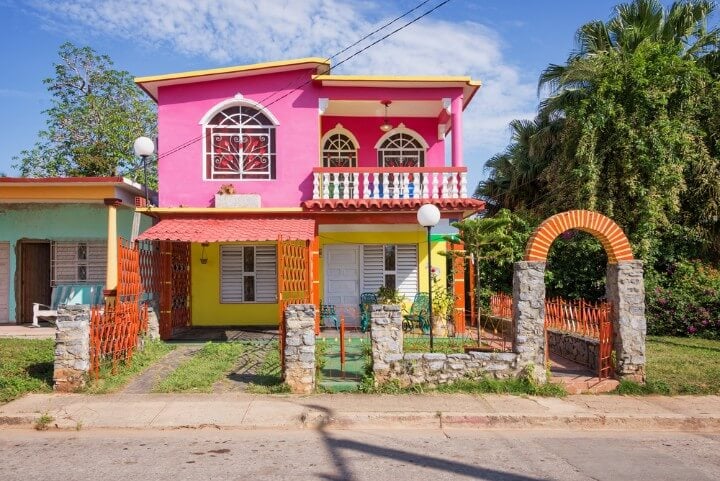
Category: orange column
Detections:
[
  {"x1": 310, "y1": 235, "x2": 321, "y2": 335},
  {"x1": 451, "y1": 243, "x2": 466, "y2": 334}
]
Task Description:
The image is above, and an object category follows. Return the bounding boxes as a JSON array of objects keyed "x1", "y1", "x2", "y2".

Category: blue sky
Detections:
[{"x1": 0, "y1": 1, "x2": 670, "y2": 188}]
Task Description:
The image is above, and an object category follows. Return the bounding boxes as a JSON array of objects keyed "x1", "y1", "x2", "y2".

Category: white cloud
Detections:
[{"x1": 27, "y1": 0, "x2": 537, "y2": 171}]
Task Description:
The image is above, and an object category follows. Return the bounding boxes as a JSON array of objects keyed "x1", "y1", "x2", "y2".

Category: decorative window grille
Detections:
[
  {"x1": 204, "y1": 105, "x2": 277, "y2": 180},
  {"x1": 322, "y1": 133, "x2": 357, "y2": 167},
  {"x1": 51, "y1": 241, "x2": 107, "y2": 285},
  {"x1": 377, "y1": 132, "x2": 425, "y2": 167},
  {"x1": 361, "y1": 244, "x2": 418, "y2": 297},
  {"x1": 220, "y1": 245, "x2": 277, "y2": 303}
]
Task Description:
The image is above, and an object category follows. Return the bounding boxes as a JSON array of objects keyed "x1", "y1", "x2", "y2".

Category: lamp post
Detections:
[
  {"x1": 133, "y1": 136, "x2": 155, "y2": 206},
  {"x1": 417, "y1": 203, "x2": 441, "y2": 352}
]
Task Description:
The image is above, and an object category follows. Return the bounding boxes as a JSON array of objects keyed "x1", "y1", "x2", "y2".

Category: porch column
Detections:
[
  {"x1": 310, "y1": 235, "x2": 321, "y2": 335},
  {"x1": 451, "y1": 95, "x2": 464, "y2": 167},
  {"x1": 103, "y1": 198, "x2": 122, "y2": 304}
]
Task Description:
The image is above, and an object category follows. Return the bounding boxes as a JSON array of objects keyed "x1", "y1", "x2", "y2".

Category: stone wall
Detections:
[
  {"x1": 512, "y1": 261, "x2": 547, "y2": 383},
  {"x1": 370, "y1": 305, "x2": 523, "y2": 387},
  {"x1": 283, "y1": 304, "x2": 316, "y2": 394},
  {"x1": 547, "y1": 329, "x2": 599, "y2": 372},
  {"x1": 607, "y1": 260, "x2": 646, "y2": 382},
  {"x1": 53, "y1": 305, "x2": 91, "y2": 392}
]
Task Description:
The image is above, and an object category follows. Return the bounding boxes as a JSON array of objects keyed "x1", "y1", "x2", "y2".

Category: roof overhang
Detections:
[
  {"x1": 0, "y1": 176, "x2": 155, "y2": 205},
  {"x1": 136, "y1": 57, "x2": 331, "y2": 101},
  {"x1": 137, "y1": 217, "x2": 316, "y2": 243}
]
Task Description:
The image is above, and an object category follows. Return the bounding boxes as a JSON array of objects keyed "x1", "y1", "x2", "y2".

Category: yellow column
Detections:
[{"x1": 104, "y1": 198, "x2": 122, "y2": 303}]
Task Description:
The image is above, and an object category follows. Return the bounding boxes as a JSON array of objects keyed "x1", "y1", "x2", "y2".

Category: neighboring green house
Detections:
[{"x1": 0, "y1": 177, "x2": 153, "y2": 324}]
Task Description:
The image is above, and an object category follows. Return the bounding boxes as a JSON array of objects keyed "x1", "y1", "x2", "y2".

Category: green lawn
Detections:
[
  {"x1": 618, "y1": 336, "x2": 720, "y2": 395},
  {"x1": 245, "y1": 340, "x2": 289, "y2": 394},
  {"x1": 403, "y1": 336, "x2": 470, "y2": 354},
  {"x1": 153, "y1": 341, "x2": 246, "y2": 393},
  {"x1": 0, "y1": 338, "x2": 54, "y2": 403}
]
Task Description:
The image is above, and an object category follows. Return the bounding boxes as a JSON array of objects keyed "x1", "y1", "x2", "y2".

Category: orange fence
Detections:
[
  {"x1": 277, "y1": 236, "x2": 311, "y2": 371},
  {"x1": 489, "y1": 292, "x2": 513, "y2": 320},
  {"x1": 544, "y1": 297, "x2": 609, "y2": 339},
  {"x1": 90, "y1": 238, "x2": 148, "y2": 379}
]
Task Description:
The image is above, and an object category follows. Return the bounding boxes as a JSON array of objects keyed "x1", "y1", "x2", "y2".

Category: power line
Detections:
[{"x1": 120, "y1": 0, "x2": 452, "y2": 177}]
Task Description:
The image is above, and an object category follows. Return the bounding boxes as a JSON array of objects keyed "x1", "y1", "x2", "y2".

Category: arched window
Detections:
[
  {"x1": 204, "y1": 103, "x2": 277, "y2": 180},
  {"x1": 376, "y1": 127, "x2": 426, "y2": 167},
  {"x1": 322, "y1": 133, "x2": 357, "y2": 167}
]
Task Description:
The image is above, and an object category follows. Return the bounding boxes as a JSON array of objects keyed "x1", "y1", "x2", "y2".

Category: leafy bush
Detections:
[{"x1": 646, "y1": 260, "x2": 720, "y2": 338}]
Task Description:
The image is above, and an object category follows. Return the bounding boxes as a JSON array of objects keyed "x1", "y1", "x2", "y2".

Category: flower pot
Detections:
[{"x1": 432, "y1": 315, "x2": 448, "y2": 337}]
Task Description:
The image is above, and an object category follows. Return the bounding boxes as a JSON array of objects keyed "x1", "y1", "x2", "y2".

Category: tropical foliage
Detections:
[
  {"x1": 477, "y1": 0, "x2": 720, "y2": 336},
  {"x1": 13, "y1": 42, "x2": 157, "y2": 186}
]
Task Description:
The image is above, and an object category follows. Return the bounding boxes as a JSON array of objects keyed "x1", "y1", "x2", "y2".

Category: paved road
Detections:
[{"x1": 1, "y1": 428, "x2": 719, "y2": 480}]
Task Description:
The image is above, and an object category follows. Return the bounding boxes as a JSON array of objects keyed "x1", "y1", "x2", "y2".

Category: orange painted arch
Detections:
[{"x1": 524, "y1": 210, "x2": 634, "y2": 263}]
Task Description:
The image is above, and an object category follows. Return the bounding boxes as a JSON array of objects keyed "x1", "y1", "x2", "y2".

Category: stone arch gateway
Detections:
[{"x1": 512, "y1": 210, "x2": 646, "y2": 383}]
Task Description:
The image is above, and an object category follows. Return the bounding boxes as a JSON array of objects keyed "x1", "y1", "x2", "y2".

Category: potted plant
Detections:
[
  {"x1": 377, "y1": 286, "x2": 406, "y2": 306},
  {"x1": 431, "y1": 281, "x2": 455, "y2": 338}
]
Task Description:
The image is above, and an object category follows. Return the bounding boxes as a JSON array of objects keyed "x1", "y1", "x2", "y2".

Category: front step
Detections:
[{"x1": 551, "y1": 376, "x2": 619, "y2": 394}]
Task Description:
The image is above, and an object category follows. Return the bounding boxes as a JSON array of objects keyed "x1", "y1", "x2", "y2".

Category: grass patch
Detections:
[
  {"x1": 403, "y1": 337, "x2": 471, "y2": 354},
  {"x1": 614, "y1": 336, "x2": 720, "y2": 395},
  {"x1": 84, "y1": 340, "x2": 174, "y2": 394},
  {"x1": 361, "y1": 376, "x2": 566, "y2": 396},
  {"x1": 154, "y1": 341, "x2": 246, "y2": 393},
  {"x1": 246, "y1": 340, "x2": 289, "y2": 394},
  {"x1": 0, "y1": 338, "x2": 54, "y2": 403}
]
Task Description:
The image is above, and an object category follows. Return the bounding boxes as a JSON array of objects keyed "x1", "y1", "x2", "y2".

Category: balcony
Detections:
[{"x1": 311, "y1": 167, "x2": 468, "y2": 200}]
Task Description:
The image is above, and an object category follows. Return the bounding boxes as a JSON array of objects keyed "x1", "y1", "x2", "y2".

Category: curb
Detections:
[{"x1": 3, "y1": 412, "x2": 720, "y2": 432}]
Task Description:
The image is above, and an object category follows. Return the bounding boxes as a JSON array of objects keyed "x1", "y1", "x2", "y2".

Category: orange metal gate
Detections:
[
  {"x1": 157, "y1": 241, "x2": 191, "y2": 340},
  {"x1": 277, "y1": 235, "x2": 311, "y2": 371}
]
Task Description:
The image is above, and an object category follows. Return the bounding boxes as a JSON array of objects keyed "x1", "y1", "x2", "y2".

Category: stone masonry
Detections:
[
  {"x1": 53, "y1": 305, "x2": 91, "y2": 392},
  {"x1": 607, "y1": 260, "x2": 646, "y2": 382},
  {"x1": 547, "y1": 330, "x2": 599, "y2": 372},
  {"x1": 512, "y1": 261, "x2": 547, "y2": 383},
  {"x1": 283, "y1": 304, "x2": 316, "y2": 394},
  {"x1": 370, "y1": 305, "x2": 522, "y2": 387}
]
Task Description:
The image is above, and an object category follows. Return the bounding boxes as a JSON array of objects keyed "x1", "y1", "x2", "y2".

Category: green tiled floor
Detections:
[{"x1": 317, "y1": 336, "x2": 369, "y2": 392}]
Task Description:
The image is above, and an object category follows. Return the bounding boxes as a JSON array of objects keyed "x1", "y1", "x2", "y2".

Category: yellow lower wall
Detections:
[
  {"x1": 190, "y1": 242, "x2": 279, "y2": 326},
  {"x1": 318, "y1": 230, "x2": 447, "y2": 300}
]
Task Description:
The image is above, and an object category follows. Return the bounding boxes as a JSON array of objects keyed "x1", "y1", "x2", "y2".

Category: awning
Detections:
[{"x1": 136, "y1": 217, "x2": 315, "y2": 242}]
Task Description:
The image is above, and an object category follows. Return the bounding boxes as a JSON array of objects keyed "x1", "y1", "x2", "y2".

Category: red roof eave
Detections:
[{"x1": 136, "y1": 217, "x2": 316, "y2": 243}]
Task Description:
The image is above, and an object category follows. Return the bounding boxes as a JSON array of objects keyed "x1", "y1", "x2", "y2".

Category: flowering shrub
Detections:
[{"x1": 646, "y1": 260, "x2": 720, "y2": 338}]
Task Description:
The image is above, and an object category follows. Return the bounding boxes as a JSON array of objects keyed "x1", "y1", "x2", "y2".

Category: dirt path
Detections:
[
  {"x1": 212, "y1": 339, "x2": 276, "y2": 393},
  {"x1": 120, "y1": 344, "x2": 203, "y2": 394}
]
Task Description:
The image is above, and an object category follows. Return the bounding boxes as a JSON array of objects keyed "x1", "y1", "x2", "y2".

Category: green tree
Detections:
[{"x1": 13, "y1": 42, "x2": 157, "y2": 186}]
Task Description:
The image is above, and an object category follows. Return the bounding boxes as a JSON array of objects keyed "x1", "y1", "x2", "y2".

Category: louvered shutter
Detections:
[
  {"x1": 361, "y1": 245, "x2": 384, "y2": 294},
  {"x1": 220, "y1": 246, "x2": 244, "y2": 303},
  {"x1": 396, "y1": 244, "x2": 418, "y2": 297},
  {"x1": 52, "y1": 241, "x2": 106, "y2": 284},
  {"x1": 86, "y1": 242, "x2": 107, "y2": 283},
  {"x1": 255, "y1": 246, "x2": 277, "y2": 302}
]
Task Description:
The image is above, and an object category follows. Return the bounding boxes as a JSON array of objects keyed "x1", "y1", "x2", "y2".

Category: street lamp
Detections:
[
  {"x1": 133, "y1": 136, "x2": 155, "y2": 206},
  {"x1": 417, "y1": 203, "x2": 441, "y2": 352}
]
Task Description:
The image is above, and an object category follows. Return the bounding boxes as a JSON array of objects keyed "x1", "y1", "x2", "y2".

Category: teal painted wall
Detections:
[{"x1": 0, "y1": 203, "x2": 152, "y2": 322}]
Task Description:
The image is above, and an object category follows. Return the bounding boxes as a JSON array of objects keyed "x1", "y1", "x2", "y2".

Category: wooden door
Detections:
[
  {"x1": 0, "y1": 242, "x2": 9, "y2": 323},
  {"x1": 19, "y1": 242, "x2": 51, "y2": 323}
]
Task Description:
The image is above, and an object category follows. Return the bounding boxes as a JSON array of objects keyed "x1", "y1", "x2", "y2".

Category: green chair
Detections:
[
  {"x1": 359, "y1": 292, "x2": 378, "y2": 332},
  {"x1": 403, "y1": 292, "x2": 430, "y2": 334}
]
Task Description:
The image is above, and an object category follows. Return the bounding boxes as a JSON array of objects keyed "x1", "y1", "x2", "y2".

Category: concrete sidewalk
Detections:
[{"x1": 2, "y1": 393, "x2": 720, "y2": 432}]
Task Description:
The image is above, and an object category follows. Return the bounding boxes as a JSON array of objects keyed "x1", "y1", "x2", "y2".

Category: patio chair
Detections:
[
  {"x1": 402, "y1": 292, "x2": 430, "y2": 334},
  {"x1": 359, "y1": 292, "x2": 378, "y2": 332},
  {"x1": 320, "y1": 303, "x2": 339, "y2": 330},
  {"x1": 32, "y1": 284, "x2": 104, "y2": 327}
]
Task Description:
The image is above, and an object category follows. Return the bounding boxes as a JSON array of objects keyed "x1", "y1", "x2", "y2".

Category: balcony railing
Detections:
[{"x1": 312, "y1": 167, "x2": 468, "y2": 200}]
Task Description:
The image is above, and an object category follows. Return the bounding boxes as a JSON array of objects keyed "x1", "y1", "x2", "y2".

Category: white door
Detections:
[
  {"x1": 324, "y1": 245, "x2": 360, "y2": 326},
  {"x1": 0, "y1": 243, "x2": 9, "y2": 323}
]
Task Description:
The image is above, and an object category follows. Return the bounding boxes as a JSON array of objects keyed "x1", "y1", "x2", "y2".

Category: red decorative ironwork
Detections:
[{"x1": 156, "y1": 241, "x2": 191, "y2": 340}]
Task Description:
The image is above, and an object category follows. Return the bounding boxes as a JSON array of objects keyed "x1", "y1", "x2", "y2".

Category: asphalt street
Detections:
[{"x1": 1, "y1": 428, "x2": 719, "y2": 480}]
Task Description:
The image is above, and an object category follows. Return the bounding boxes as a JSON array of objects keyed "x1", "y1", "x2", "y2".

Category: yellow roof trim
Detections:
[{"x1": 314, "y1": 74, "x2": 477, "y2": 84}]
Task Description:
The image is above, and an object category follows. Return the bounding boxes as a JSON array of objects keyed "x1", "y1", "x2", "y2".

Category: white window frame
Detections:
[
  {"x1": 321, "y1": 123, "x2": 360, "y2": 167},
  {"x1": 375, "y1": 124, "x2": 428, "y2": 167},
  {"x1": 220, "y1": 245, "x2": 277, "y2": 304}
]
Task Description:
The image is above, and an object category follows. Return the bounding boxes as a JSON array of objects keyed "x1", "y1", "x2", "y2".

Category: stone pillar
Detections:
[
  {"x1": 283, "y1": 304, "x2": 316, "y2": 394},
  {"x1": 512, "y1": 261, "x2": 547, "y2": 383},
  {"x1": 53, "y1": 306, "x2": 91, "y2": 392},
  {"x1": 606, "y1": 260, "x2": 646, "y2": 382},
  {"x1": 370, "y1": 304, "x2": 403, "y2": 385}
]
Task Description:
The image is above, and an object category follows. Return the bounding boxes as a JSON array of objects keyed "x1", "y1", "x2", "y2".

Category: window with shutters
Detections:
[
  {"x1": 361, "y1": 244, "x2": 418, "y2": 298},
  {"x1": 51, "y1": 241, "x2": 107, "y2": 285},
  {"x1": 220, "y1": 245, "x2": 277, "y2": 303}
]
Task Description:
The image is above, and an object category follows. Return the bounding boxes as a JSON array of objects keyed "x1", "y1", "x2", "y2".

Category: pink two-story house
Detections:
[{"x1": 135, "y1": 58, "x2": 483, "y2": 334}]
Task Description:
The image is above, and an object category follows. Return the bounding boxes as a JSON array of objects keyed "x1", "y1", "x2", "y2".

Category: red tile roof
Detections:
[
  {"x1": 301, "y1": 198, "x2": 485, "y2": 212},
  {"x1": 137, "y1": 218, "x2": 315, "y2": 242}
]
